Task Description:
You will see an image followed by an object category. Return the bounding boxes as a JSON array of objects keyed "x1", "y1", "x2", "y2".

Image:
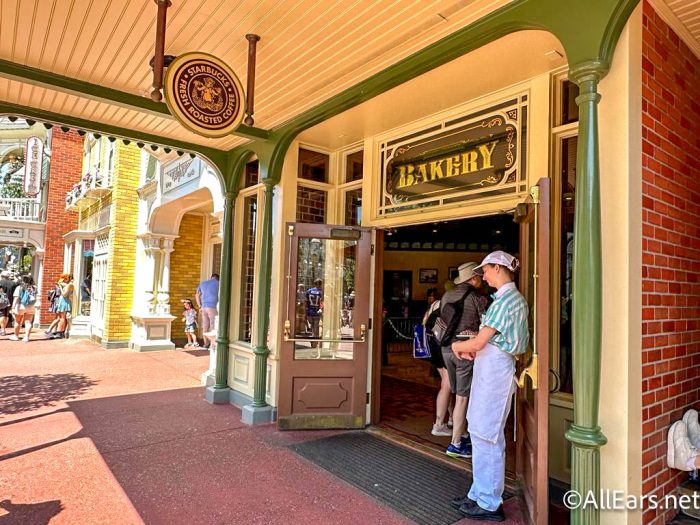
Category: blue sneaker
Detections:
[{"x1": 446, "y1": 441, "x2": 472, "y2": 458}]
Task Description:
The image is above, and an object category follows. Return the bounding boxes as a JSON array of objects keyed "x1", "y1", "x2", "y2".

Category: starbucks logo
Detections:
[{"x1": 164, "y1": 53, "x2": 246, "y2": 138}]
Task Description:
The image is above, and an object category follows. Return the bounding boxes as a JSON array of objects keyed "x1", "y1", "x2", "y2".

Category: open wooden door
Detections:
[
  {"x1": 514, "y1": 178, "x2": 550, "y2": 524},
  {"x1": 278, "y1": 223, "x2": 371, "y2": 430}
]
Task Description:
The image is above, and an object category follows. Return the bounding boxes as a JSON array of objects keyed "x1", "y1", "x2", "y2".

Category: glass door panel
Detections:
[{"x1": 293, "y1": 237, "x2": 357, "y2": 360}]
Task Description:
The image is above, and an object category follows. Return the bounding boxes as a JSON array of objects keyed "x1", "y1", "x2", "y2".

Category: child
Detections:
[
  {"x1": 182, "y1": 299, "x2": 199, "y2": 348},
  {"x1": 449, "y1": 251, "x2": 528, "y2": 522}
]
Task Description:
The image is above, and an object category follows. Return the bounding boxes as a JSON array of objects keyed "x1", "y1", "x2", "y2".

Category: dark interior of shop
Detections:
[{"x1": 377, "y1": 214, "x2": 518, "y2": 451}]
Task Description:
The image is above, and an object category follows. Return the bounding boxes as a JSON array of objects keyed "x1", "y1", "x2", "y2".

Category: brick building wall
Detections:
[
  {"x1": 42, "y1": 129, "x2": 81, "y2": 323},
  {"x1": 169, "y1": 213, "x2": 204, "y2": 343},
  {"x1": 102, "y1": 143, "x2": 140, "y2": 346},
  {"x1": 641, "y1": 2, "x2": 700, "y2": 523},
  {"x1": 296, "y1": 185, "x2": 327, "y2": 223}
]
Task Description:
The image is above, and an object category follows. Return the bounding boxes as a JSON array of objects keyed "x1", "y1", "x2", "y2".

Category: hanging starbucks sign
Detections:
[
  {"x1": 164, "y1": 52, "x2": 246, "y2": 138},
  {"x1": 378, "y1": 95, "x2": 528, "y2": 216}
]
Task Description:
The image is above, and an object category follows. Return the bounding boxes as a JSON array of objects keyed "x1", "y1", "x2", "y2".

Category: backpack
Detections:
[
  {"x1": 0, "y1": 290, "x2": 8, "y2": 310},
  {"x1": 20, "y1": 286, "x2": 37, "y2": 306},
  {"x1": 432, "y1": 287, "x2": 472, "y2": 346},
  {"x1": 48, "y1": 285, "x2": 58, "y2": 303}
]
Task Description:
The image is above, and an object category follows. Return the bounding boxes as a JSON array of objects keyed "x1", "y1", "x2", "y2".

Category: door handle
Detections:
[
  {"x1": 549, "y1": 368, "x2": 561, "y2": 394},
  {"x1": 517, "y1": 353, "x2": 538, "y2": 390},
  {"x1": 284, "y1": 320, "x2": 366, "y2": 343}
]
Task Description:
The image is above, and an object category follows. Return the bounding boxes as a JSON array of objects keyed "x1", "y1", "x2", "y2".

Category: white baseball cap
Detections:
[{"x1": 473, "y1": 250, "x2": 520, "y2": 275}]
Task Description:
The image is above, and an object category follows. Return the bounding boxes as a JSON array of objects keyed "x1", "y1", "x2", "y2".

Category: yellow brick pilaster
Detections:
[{"x1": 102, "y1": 143, "x2": 140, "y2": 344}]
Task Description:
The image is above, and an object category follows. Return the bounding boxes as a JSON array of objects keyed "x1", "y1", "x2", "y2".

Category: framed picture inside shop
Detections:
[
  {"x1": 419, "y1": 268, "x2": 438, "y2": 283},
  {"x1": 449, "y1": 266, "x2": 459, "y2": 281}
]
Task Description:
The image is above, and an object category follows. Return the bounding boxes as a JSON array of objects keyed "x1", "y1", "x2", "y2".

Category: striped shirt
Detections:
[{"x1": 480, "y1": 282, "x2": 529, "y2": 355}]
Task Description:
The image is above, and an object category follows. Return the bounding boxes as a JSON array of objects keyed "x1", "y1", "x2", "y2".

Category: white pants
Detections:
[{"x1": 466, "y1": 343, "x2": 516, "y2": 511}]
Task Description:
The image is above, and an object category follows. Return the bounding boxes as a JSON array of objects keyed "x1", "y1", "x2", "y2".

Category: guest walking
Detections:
[{"x1": 195, "y1": 273, "x2": 219, "y2": 349}]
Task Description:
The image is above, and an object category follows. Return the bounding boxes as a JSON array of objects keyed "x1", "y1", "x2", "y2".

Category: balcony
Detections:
[
  {"x1": 0, "y1": 197, "x2": 41, "y2": 222},
  {"x1": 66, "y1": 169, "x2": 112, "y2": 210}
]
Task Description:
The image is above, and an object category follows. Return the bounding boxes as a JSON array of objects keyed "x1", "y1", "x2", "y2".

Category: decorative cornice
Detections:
[
  {"x1": 648, "y1": 0, "x2": 700, "y2": 59},
  {"x1": 62, "y1": 229, "x2": 94, "y2": 242},
  {"x1": 136, "y1": 179, "x2": 158, "y2": 199}
]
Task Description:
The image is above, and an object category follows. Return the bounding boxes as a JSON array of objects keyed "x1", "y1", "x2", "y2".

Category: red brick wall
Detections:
[
  {"x1": 42, "y1": 129, "x2": 82, "y2": 323},
  {"x1": 641, "y1": 2, "x2": 700, "y2": 523},
  {"x1": 296, "y1": 185, "x2": 327, "y2": 224}
]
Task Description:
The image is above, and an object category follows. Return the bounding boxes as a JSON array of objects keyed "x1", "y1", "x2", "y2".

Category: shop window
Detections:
[
  {"x1": 345, "y1": 150, "x2": 363, "y2": 183},
  {"x1": 560, "y1": 80, "x2": 579, "y2": 125},
  {"x1": 556, "y1": 135, "x2": 577, "y2": 395},
  {"x1": 79, "y1": 239, "x2": 94, "y2": 316},
  {"x1": 344, "y1": 188, "x2": 362, "y2": 226},
  {"x1": 211, "y1": 243, "x2": 222, "y2": 276},
  {"x1": 91, "y1": 255, "x2": 108, "y2": 324},
  {"x1": 144, "y1": 153, "x2": 156, "y2": 183},
  {"x1": 239, "y1": 195, "x2": 257, "y2": 343},
  {"x1": 298, "y1": 148, "x2": 329, "y2": 183},
  {"x1": 296, "y1": 186, "x2": 327, "y2": 224},
  {"x1": 244, "y1": 159, "x2": 259, "y2": 188}
]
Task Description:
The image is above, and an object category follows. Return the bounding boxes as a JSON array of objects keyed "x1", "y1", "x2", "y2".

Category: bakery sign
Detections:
[
  {"x1": 163, "y1": 52, "x2": 246, "y2": 138},
  {"x1": 379, "y1": 96, "x2": 527, "y2": 215},
  {"x1": 162, "y1": 156, "x2": 201, "y2": 194},
  {"x1": 23, "y1": 136, "x2": 43, "y2": 197}
]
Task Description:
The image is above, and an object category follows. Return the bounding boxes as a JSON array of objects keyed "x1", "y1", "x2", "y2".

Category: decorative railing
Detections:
[
  {"x1": 0, "y1": 197, "x2": 41, "y2": 222},
  {"x1": 66, "y1": 168, "x2": 113, "y2": 210}
]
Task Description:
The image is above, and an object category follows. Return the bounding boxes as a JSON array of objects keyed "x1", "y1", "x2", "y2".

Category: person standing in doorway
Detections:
[
  {"x1": 196, "y1": 273, "x2": 219, "y2": 349},
  {"x1": 439, "y1": 262, "x2": 490, "y2": 459},
  {"x1": 51, "y1": 273, "x2": 74, "y2": 339},
  {"x1": 0, "y1": 270, "x2": 18, "y2": 336},
  {"x1": 451, "y1": 251, "x2": 528, "y2": 522},
  {"x1": 306, "y1": 279, "x2": 323, "y2": 347}
]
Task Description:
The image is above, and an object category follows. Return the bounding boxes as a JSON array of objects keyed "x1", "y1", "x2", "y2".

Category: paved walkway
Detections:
[
  {"x1": 0, "y1": 336, "x2": 529, "y2": 525},
  {"x1": 0, "y1": 336, "x2": 412, "y2": 525}
]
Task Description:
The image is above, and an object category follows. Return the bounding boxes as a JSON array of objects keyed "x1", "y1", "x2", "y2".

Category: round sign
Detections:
[{"x1": 163, "y1": 52, "x2": 246, "y2": 138}]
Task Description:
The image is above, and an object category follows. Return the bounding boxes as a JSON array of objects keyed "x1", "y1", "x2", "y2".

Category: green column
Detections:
[
  {"x1": 214, "y1": 191, "x2": 235, "y2": 389},
  {"x1": 565, "y1": 62, "x2": 608, "y2": 525},
  {"x1": 252, "y1": 179, "x2": 275, "y2": 407}
]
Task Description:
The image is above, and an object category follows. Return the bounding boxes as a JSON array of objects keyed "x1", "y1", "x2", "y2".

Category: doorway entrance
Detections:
[{"x1": 376, "y1": 213, "x2": 519, "y2": 453}]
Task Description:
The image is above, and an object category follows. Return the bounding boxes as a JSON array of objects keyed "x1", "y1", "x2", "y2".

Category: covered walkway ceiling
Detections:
[
  {"x1": 0, "y1": 0, "x2": 514, "y2": 151},
  {"x1": 0, "y1": 0, "x2": 697, "y2": 155}
]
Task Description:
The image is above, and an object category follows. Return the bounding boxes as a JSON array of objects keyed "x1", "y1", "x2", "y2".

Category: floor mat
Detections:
[{"x1": 290, "y1": 431, "x2": 512, "y2": 525}]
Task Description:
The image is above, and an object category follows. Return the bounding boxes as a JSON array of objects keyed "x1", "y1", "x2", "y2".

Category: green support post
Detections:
[
  {"x1": 206, "y1": 190, "x2": 234, "y2": 404},
  {"x1": 214, "y1": 191, "x2": 235, "y2": 389},
  {"x1": 252, "y1": 179, "x2": 275, "y2": 407},
  {"x1": 565, "y1": 61, "x2": 609, "y2": 525}
]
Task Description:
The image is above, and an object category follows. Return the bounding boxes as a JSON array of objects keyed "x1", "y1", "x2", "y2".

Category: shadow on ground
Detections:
[
  {"x1": 0, "y1": 374, "x2": 98, "y2": 415},
  {"x1": 0, "y1": 499, "x2": 64, "y2": 525}
]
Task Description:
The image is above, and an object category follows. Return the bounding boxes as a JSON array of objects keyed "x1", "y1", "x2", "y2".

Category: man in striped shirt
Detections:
[{"x1": 450, "y1": 251, "x2": 529, "y2": 522}]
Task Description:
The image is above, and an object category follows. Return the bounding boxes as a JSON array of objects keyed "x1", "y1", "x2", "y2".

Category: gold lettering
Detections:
[
  {"x1": 461, "y1": 151, "x2": 478, "y2": 174},
  {"x1": 429, "y1": 160, "x2": 444, "y2": 180},
  {"x1": 397, "y1": 164, "x2": 415, "y2": 188},
  {"x1": 478, "y1": 141, "x2": 499, "y2": 169},
  {"x1": 446, "y1": 156, "x2": 460, "y2": 177},
  {"x1": 416, "y1": 163, "x2": 428, "y2": 184}
]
